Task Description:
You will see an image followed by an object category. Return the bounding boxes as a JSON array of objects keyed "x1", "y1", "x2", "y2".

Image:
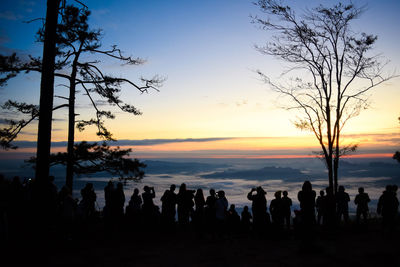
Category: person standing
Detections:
[
  {"x1": 160, "y1": 184, "x2": 177, "y2": 226},
  {"x1": 281, "y1": 191, "x2": 292, "y2": 229},
  {"x1": 354, "y1": 187, "x2": 370, "y2": 224},
  {"x1": 247, "y1": 186, "x2": 268, "y2": 230},
  {"x1": 336, "y1": 185, "x2": 350, "y2": 224}
]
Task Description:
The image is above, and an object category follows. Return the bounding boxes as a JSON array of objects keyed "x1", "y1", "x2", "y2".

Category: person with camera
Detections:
[
  {"x1": 142, "y1": 186, "x2": 156, "y2": 226},
  {"x1": 247, "y1": 186, "x2": 268, "y2": 231}
]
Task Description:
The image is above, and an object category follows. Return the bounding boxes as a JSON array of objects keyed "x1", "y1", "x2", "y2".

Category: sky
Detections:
[{"x1": 0, "y1": 0, "x2": 399, "y2": 159}]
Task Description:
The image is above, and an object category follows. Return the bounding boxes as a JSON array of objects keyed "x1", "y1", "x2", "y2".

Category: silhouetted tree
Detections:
[
  {"x1": 253, "y1": 1, "x2": 395, "y2": 193},
  {"x1": 27, "y1": 141, "x2": 146, "y2": 181},
  {"x1": 0, "y1": 4, "x2": 162, "y2": 190}
]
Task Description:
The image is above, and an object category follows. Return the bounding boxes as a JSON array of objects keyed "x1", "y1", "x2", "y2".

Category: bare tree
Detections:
[
  {"x1": 253, "y1": 1, "x2": 395, "y2": 193},
  {"x1": 0, "y1": 4, "x2": 162, "y2": 190}
]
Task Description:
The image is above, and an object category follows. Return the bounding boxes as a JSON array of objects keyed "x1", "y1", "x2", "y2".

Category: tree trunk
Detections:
[
  {"x1": 35, "y1": 0, "x2": 61, "y2": 182},
  {"x1": 326, "y1": 155, "x2": 334, "y2": 191},
  {"x1": 65, "y1": 56, "x2": 79, "y2": 191},
  {"x1": 333, "y1": 124, "x2": 340, "y2": 194},
  {"x1": 65, "y1": 78, "x2": 75, "y2": 191}
]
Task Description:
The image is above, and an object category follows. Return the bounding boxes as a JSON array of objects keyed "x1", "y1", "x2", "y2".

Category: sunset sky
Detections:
[{"x1": 0, "y1": 0, "x2": 399, "y2": 159}]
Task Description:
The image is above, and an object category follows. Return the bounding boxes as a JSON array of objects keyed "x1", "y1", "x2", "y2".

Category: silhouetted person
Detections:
[
  {"x1": 324, "y1": 186, "x2": 336, "y2": 227},
  {"x1": 160, "y1": 184, "x2": 177, "y2": 226},
  {"x1": 114, "y1": 182, "x2": 125, "y2": 220},
  {"x1": 142, "y1": 186, "x2": 156, "y2": 226},
  {"x1": 177, "y1": 183, "x2": 194, "y2": 226},
  {"x1": 281, "y1": 191, "x2": 292, "y2": 229},
  {"x1": 58, "y1": 185, "x2": 76, "y2": 240},
  {"x1": 103, "y1": 180, "x2": 115, "y2": 219},
  {"x1": 126, "y1": 188, "x2": 142, "y2": 226},
  {"x1": 205, "y1": 188, "x2": 217, "y2": 231},
  {"x1": 336, "y1": 185, "x2": 350, "y2": 224},
  {"x1": 354, "y1": 187, "x2": 370, "y2": 224},
  {"x1": 194, "y1": 188, "x2": 205, "y2": 226},
  {"x1": 227, "y1": 204, "x2": 240, "y2": 233},
  {"x1": 215, "y1": 190, "x2": 228, "y2": 235},
  {"x1": 241, "y1": 205, "x2": 252, "y2": 232},
  {"x1": 270, "y1": 191, "x2": 284, "y2": 228},
  {"x1": 247, "y1": 186, "x2": 268, "y2": 230},
  {"x1": 316, "y1": 190, "x2": 326, "y2": 225},
  {"x1": 377, "y1": 185, "x2": 399, "y2": 232},
  {"x1": 79, "y1": 183, "x2": 96, "y2": 219},
  {"x1": 297, "y1": 181, "x2": 316, "y2": 227}
]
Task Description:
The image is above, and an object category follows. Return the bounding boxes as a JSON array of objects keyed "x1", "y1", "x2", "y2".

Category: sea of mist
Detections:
[{"x1": 1, "y1": 157, "x2": 399, "y2": 215}]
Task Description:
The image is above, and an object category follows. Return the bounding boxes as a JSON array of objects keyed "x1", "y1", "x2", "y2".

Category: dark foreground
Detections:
[{"x1": 3, "y1": 223, "x2": 399, "y2": 267}]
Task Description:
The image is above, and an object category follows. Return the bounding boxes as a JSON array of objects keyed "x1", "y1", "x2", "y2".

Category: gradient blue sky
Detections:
[{"x1": 0, "y1": 0, "x2": 399, "y2": 158}]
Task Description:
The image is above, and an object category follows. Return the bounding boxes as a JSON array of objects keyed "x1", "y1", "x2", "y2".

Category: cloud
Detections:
[
  {"x1": 338, "y1": 160, "x2": 400, "y2": 180},
  {"x1": 115, "y1": 138, "x2": 235, "y2": 146},
  {"x1": 52, "y1": 118, "x2": 67, "y2": 122},
  {"x1": 144, "y1": 160, "x2": 230, "y2": 174},
  {"x1": 201, "y1": 166, "x2": 307, "y2": 181},
  {"x1": 235, "y1": 99, "x2": 248, "y2": 107},
  {"x1": 8, "y1": 137, "x2": 236, "y2": 148}
]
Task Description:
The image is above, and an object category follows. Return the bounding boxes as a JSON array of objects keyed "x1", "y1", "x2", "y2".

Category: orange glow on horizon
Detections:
[{"x1": 132, "y1": 153, "x2": 393, "y2": 159}]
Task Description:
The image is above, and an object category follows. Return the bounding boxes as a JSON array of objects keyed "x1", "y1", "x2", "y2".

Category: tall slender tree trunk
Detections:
[
  {"x1": 66, "y1": 56, "x2": 79, "y2": 191},
  {"x1": 333, "y1": 122, "x2": 340, "y2": 194},
  {"x1": 35, "y1": 0, "x2": 61, "y2": 182},
  {"x1": 32, "y1": 0, "x2": 61, "y2": 235},
  {"x1": 326, "y1": 155, "x2": 334, "y2": 191},
  {"x1": 66, "y1": 78, "x2": 75, "y2": 191}
]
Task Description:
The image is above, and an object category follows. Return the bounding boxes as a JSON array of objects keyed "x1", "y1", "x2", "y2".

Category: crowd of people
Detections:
[{"x1": 0, "y1": 173, "x2": 399, "y2": 241}]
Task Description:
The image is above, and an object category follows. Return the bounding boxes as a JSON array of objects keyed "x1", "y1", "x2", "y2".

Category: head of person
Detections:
[
  {"x1": 256, "y1": 186, "x2": 266, "y2": 195},
  {"x1": 338, "y1": 185, "x2": 345, "y2": 192},
  {"x1": 179, "y1": 183, "x2": 186, "y2": 193},
  {"x1": 196, "y1": 188, "x2": 203, "y2": 196},
  {"x1": 133, "y1": 188, "x2": 139, "y2": 195},
  {"x1": 86, "y1": 183, "x2": 93, "y2": 190},
  {"x1": 274, "y1": 191, "x2": 281, "y2": 199},
  {"x1": 243, "y1": 205, "x2": 249, "y2": 212},
  {"x1": 358, "y1": 187, "x2": 364, "y2": 194},
  {"x1": 302, "y1": 181, "x2": 312, "y2": 192},
  {"x1": 210, "y1": 188, "x2": 215, "y2": 196},
  {"x1": 170, "y1": 184, "x2": 176, "y2": 192},
  {"x1": 143, "y1": 185, "x2": 150, "y2": 193},
  {"x1": 320, "y1": 190, "x2": 325, "y2": 196},
  {"x1": 217, "y1": 190, "x2": 225, "y2": 198},
  {"x1": 283, "y1": 191, "x2": 288, "y2": 197}
]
